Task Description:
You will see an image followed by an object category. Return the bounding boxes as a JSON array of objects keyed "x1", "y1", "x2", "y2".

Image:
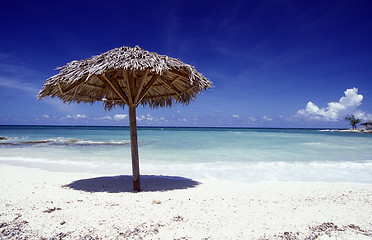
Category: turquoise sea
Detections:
[{"x1": 0, "y1": 125, "x2": 371, "y2": 183}]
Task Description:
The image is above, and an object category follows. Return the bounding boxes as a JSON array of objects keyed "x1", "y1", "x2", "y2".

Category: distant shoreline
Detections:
[
  {"x1": 0, "y1": 124, "x2": 348, "y2": 131},
  {"x1": 335, "y1": 129, "x2": 372, "y2": 133}
]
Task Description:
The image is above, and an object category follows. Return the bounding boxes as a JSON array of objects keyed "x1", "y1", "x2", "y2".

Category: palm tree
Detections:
[{"x1": 345, "y1": 115, "x2": 361, "y2": 130}]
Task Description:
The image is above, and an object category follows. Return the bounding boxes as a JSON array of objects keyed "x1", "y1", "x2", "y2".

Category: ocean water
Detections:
[{"x1": 0, "y1": 126, "x2": 371, "y2": 183}]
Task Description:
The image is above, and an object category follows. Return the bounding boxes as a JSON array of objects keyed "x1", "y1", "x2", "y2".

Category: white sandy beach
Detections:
[{"x1": 1, "y1": 165, "x2": 371, "y2": 240}]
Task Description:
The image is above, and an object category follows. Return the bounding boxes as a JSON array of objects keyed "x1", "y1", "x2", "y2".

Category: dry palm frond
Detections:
[{"x1": 38, "y1": 45, "x2": 213, "y2": 109}]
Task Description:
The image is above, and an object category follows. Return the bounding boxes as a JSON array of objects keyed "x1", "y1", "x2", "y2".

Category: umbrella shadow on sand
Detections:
[
  {"x1": 64, "y1": 175, "x2": 200, "y2": 193},
  {"x1": 39, "y1": 45, "x2": 213, "y2": 192}
]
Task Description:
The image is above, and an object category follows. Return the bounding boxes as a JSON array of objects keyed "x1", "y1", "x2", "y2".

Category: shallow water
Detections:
[{"x1": 0, "y1": 126, "x2": 371, "y2": 183}]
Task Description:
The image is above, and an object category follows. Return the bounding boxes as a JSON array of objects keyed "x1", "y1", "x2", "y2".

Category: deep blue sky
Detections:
[{"x1": 1, "y1": 0, "x2": 371, "y2": 128}]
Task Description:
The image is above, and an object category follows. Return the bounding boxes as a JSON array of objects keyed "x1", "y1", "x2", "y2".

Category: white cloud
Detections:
[
  {"x1": 232, "y1": 114, "x2": 240, "y2": 119},
  {"x1": 136, "y1": 114, "x2": 154, "y2": 122},
  {"x1": 297, "y1": 87, "x2": 366, "y2": 121},
  {"x1": 61, "y1": 114, "x2": 88, "y2": 120},
  {"x1": 43, "y1": 114, "x2": 50, "y2": 119},
  {"x1": 177, "y1": 118, "x2": 187, "y2": 122},
  {"x1": 0, "y1": 57, "x2": 42, "y2": 94},
  {"x1": 137, "y1": 115, "x2": 146, "y2": 121},
  {"x1": 75, "y1": 114, "x2": 87, "y2": 119},
  {"x1": 263, "y1": 116, "x2": 273, "y2": 121},
  {"x1": 0, "y1": 76, "x2": 38, "y2": 93},
  {"x1": 100, "y1": 116, "x2": 113, "y2": 120},
  {"x1": 0, "y1": 57, "x2": 40, "y2": 76},
  {"x1": 94, "y1": 116, "x2": 113, "y2": 121},
  {"x1": 114, "y1": 114, "x2": 128, "y2": 121},
  {"x1": 354, "y1": 110, "x2": 372, "y2": 121},
  {"x1": 249, "y1": 117, "x2": 257, "y2": 122}
]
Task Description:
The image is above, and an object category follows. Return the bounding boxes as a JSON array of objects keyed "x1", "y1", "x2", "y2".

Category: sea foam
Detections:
[{"x1": 1, "y1": 126, "x2": 371, "y2": 183}]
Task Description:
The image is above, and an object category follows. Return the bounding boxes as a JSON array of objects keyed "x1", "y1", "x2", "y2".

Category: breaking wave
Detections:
[
  {"x1": 1, "y1": 155, "x2": 371, "y2": 183},
  {"x1": 0, "y1": 137, "x2": 130, "y2": 146}
]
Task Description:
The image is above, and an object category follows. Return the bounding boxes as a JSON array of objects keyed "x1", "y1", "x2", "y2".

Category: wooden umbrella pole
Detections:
[{"x1": 129, "y1": 105, "x2": 141, "y2": 192}]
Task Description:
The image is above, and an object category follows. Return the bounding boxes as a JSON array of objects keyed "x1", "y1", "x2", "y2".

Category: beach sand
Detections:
[{"x1": 1, "y1": 165, "x2": 371, "y2": 239}]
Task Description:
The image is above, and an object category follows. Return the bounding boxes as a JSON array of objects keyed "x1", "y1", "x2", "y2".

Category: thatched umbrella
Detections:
[{"x1": 38, "y1": 45, "x2": 213, "y2": 191}]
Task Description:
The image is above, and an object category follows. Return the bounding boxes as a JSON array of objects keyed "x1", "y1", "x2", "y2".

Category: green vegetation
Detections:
[{"x1": 345, "y1": 115, "x2": 361, "y2": 130}]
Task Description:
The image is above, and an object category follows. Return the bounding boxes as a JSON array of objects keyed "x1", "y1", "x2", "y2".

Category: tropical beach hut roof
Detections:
[
  {"x1": 38, "y1": 45, "x2": 213, "y2": 110},
  {"x1": 360, "y1": 121, "x2": 372, "y2": 125},
  {"x1": 38, "y1": 45, "x2": 213, "y2": 191},
  {"x1": 360, "y1": 121, "x2": 372, "y2": 130}
]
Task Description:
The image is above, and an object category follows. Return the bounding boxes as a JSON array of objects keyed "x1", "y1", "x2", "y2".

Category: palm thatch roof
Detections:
[{"x1": 38, "y1": 45, "x2": 213, "y2": 110}]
